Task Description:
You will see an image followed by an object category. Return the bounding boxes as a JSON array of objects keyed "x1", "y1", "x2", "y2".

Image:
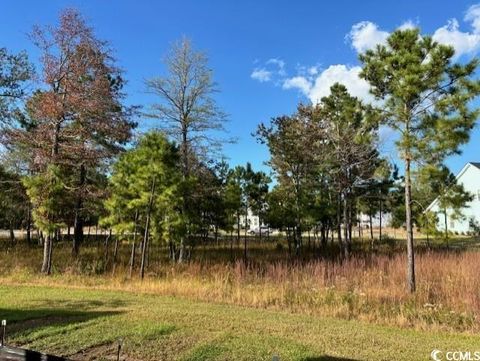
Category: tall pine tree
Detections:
[{"x1": 359, "y1": 29, "x2": 480, "y2": 292}]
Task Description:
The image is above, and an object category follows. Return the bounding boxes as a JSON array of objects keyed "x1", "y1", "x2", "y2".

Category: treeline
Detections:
[{"x1": 1, "y1": 9, "x2": 479, "y2": 293}]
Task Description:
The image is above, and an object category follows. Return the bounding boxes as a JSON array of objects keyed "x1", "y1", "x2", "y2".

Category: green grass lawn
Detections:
[{"x1": 0, "y1": 285, "x2": 479, "y2": 360}]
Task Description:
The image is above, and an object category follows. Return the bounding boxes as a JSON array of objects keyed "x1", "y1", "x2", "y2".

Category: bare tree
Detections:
[{"x1": 146, "y1": 38, "x2": 228, "y2": 262}]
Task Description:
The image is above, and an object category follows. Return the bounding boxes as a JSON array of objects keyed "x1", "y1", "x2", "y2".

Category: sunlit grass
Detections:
[{"x1": 1, "y1": 285, "x2": 480, "y2": 360}]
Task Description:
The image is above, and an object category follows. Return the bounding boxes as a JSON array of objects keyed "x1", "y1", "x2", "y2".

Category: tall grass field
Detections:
[{"x1": 1, "y1": 236, "x2": 480, "y2": 360}]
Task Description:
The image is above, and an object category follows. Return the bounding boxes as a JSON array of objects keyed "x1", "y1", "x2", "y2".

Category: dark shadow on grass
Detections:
[{"x1": 0, "y1": 307, "x2": 123, "y2": 338}]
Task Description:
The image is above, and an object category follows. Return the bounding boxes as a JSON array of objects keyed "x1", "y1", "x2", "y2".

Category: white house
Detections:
[
  {"x1": 359, "y1": 212, "x2": 392, "y2": 229},
  {"x1": 239, "y1": 208, "x2": 261, "y2": 230},
  {"x1": 426, "y1": 162, "x2": 480, "y2": 234}
]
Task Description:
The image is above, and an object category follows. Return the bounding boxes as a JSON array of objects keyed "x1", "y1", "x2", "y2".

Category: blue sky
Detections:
[{"x1": 1, "y1": 0, "x2": 480, "y2": 176}]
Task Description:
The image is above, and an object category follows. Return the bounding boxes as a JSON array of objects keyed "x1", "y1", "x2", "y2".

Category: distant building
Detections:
[
  {"x1": 426, "y1": 162, "x2": 480, "y2": 234},
  {"x1": 359, "y1": 212, "x2": 392, "y2": 228},
  {"x1": 239, "y1": 208, "x2": 261, "y2": 230}
]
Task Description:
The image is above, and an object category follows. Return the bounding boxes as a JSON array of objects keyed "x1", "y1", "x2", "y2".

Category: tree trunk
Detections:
[
  {"x1": 9, "y1": 221, "x2": 15, "y2": 243},
  {"x1": 112, "y1": 235, "x2": 119, "y2": 275},
  {"x1": 244, "y1": 226, "x2": 248, "y2": 266},
  {"x1": 146, "y1": 232, "x2": 151, "y2": 267},
  {"x1": 326, "y1": 224, "x2": 330, "y2": 246},
  {"x1": 348, "y1": 200, "x2": 352, "y2": 245},
  {"x1": 337, "y1": 195, "x2": 342, "y2": 248},
  {"x1": 244, "y1": 204, "x2": 248, "y2": 265},
  {"x1": 177, "y1": 124, "x2": 189, "y2": 264},
  {"x1": 230, "y1": 230, "x2": 234, "y2": 262},
  {"x1": 129, "y1": 241, "x2": 136, "y2": 278},
  {"x1": 42, "y1": 119, "x2": 61, "y2": 272},
  {"x1": 379, "y1": 199, "x2": 383, "y2": 242},
  {"x1": 236, "y1": 212, "x2": 241, "y2": 247},
  {"x1": 178, "y1": 234, "x2": 188, "y2": 263},
  {"x1": 48, "y1": 233, "x2": 54, "y2": 274},
  {"x1": 369, "y1": 213, "x2": 373, "y2": 241},
  {"x1": 140, "y1": 216, "x2": 150, "y2": 279},
  {"x1": 140, "y1": 178, "x2": 156, "y2": 279},
  {"x1": 296, "y1": 225, "x2": 302, "y2": 256},
  {"x1": 286, "y1": 227, "x2": 292, "y2": 256},
  {"x1": 405, "y1": 157, "x2": 416, "y2": 293},
  {"x1": 259, "y1": 217, "x2": 262, "y2": 242},
  {"x1": 104, "y1": 229, "x2": 111, "y2": 270},
  {"x1": 321, "y1": 223, "x2": 327, "y2": 248},
  {"x1": 342, "y1": 195, "x2": 349, "y2": 258},
  {"x1": 358, "y1": 219, "x2": 361, "y2": 240},
  {"x1": 444, "y1": 209, "x2": 449, "y2": 248},
  {"x1": 41, "y1": 233, "x2": 53, "y2": 275},
  {"x1": 129, "y1": 210, "x2": 139, "y2": 277},
  {"x1": 26, "y1": 207, "x2": 31, "y2": 244},
  {"x1": 72, "y1": 165, "x2": 86, "y2": 256}
]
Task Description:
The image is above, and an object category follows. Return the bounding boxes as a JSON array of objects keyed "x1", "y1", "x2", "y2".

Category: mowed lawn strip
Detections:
[{"x1": 0, "y1": 285, "x2": 478, "y2": 361}]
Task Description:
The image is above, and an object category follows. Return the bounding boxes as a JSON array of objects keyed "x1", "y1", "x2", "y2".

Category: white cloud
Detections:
[
  {"x1": 250, "y1": 58, "x2": 287, "y2": 83},
  {"x1": 398, "y1": 20, "x2": 417, "y2": 30},
  {"x1": 251, "y1": 68, "x2": 272, "y2": 82},
  {"x1": 281, "y1": 65, "x2": 373, "y2": 104},
  {"x1": 252, "y1": 3, "x2": 480, "y2": 103},
  {"x1": 432, "y1": 17, "x2": 480, "y2": 58},
  {"x1": 347, "y1": 4, "x2": 480, "y2": 59},
  {"x1": 347, "y1": 21, "x2": 389, "y2": 53},
  {"x1": 308, "y1": 66, "x2": 318, "y2": 75},
  {"x1": 267, "y1": 58, "x2": 286, "y2": 77},
  {"x1": 282, "y1": 76, "x2": 312, "y2": 95},
  {"x1": 308, "y1": 65, "x2": 373, "y2": 104},
  {"x1": 347, "y1": 21, "x2": 419, "y2": 54},
  {"x1": 266, "y1": 58, "x2": 285, "y2": 68},
  {"x1": 431, "y1": 4, "x2": 480, "y2": 58},
  {"x1": 346, "y1": 4, "x2": 480, "y2": 59},
  {"x1": 465, "y1": 4, "x2": 480, "y2": 33}
]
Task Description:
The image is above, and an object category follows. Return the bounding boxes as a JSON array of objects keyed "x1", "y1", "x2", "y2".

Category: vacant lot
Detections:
[
  {"x1": 1, "y1": 285, "x2": 479, "y2": 361},
  {"x1": 2, "y1": 238, "x2": 480, "y2": 360},
  {"x1": 2, "y1": 238, "x2": 480, "y2": 333}
]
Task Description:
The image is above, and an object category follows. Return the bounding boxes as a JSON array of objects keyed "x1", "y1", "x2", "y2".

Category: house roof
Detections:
[{"x1": 425, "y1": 162, "x2": 480, "y2": 212}]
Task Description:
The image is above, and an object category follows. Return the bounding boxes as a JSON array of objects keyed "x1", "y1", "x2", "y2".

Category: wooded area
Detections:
[{"x1": 1, "y1": 8, "x2": 480, "y2": 298}]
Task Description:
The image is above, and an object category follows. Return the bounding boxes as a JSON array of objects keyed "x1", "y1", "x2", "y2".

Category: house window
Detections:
[
  {"x1": 450, "y1": 220, "x2": 455, "y2": 229},
  {"x1": 477, "y1": 190, "x2": 480, "y2": 200}
]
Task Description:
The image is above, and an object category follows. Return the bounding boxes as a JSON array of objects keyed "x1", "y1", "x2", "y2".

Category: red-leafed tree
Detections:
[{"x1": 6, "y1": 8, "x2": 136, "y2": 272}]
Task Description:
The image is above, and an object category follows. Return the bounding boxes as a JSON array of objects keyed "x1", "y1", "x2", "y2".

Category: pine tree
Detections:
[
  {"x1": 315, "y1": 83, "x2": 381, "y2": 257},
  {"x1": 257, "y1": 105, "x2": 319, "y2": 255},
  {"x1": 102, "y1": 131, "x2": 182, "y2": 277},
  {"x1": 359, "y1": 28, "x2": 480, "y2": 292}
]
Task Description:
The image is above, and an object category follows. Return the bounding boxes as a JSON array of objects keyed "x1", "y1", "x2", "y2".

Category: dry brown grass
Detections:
[{"x1": 1, "y1": 238, "x2": 479, "y2": 333}]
